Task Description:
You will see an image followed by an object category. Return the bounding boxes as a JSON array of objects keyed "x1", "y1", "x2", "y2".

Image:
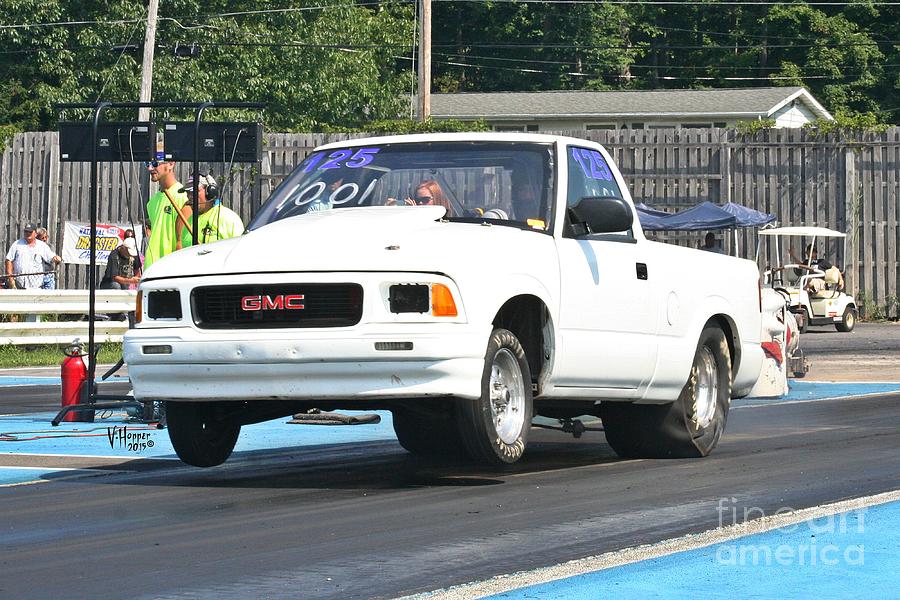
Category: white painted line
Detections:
[
  {"x1": 414, "y1": 489, "x2": 900, "y2": 600},
  {"x1": 0, "y1": 452, "x2": 177, "y2": 460},
  {"x1": 736, "y1": 388, "x2": 900, "y2": 410},
  {"x1": 0, "y1": 467, "x2": 114, "y2": 488}
]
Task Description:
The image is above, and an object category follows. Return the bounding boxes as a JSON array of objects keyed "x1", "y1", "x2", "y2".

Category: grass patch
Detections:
[{"x1": 0, "y1": 343, "x2": 123, "y2": 368}]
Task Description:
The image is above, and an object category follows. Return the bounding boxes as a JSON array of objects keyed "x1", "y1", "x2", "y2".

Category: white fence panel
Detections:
[{"x1": 0, "y1": 289, "x2": 136, "y2": 345}]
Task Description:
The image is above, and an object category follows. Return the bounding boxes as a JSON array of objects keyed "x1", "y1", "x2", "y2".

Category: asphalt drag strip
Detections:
[{"x1": 0, "y1": 381, "x2": 899, "y2": 599}]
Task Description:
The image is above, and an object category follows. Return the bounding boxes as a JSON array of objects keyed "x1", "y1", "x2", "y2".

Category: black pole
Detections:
[
  {"x1": 192, "y1": 102, "x2": 214, "y2": 246},
  {"x1": 52, "y1": 100, "x2": 264, "y2": 412},
  {"x1": 87, "y1": 101, "x2": 112, "y2": 396}
]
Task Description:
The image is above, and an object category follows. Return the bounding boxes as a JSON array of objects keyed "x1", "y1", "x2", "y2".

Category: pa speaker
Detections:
[
  {"x1": 59, "y1": 122, "x2": 156, "y2": 163},
  {"x1": 162, "y1": 122, "x2": 263, "y2": 163}
]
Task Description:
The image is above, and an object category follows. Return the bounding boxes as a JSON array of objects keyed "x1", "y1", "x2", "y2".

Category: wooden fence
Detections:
[{"x1": 2, "y1": 128, "x2": 897, "y2": 317}]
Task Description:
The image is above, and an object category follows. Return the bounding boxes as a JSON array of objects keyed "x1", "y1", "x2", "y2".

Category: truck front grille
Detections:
[{"x1": 192, "y1": 283, "x2": 363, "y2": 329}]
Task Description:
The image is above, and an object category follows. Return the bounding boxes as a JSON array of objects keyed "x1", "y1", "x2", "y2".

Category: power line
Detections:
[
  {"x1": 96, "y1": 7, "x2": 146, "y2": 102},
  {"x1": 0, "y1": 2, "x2": 397, "y2": 30},
  {"x1": 396, "y1": 54, "x2": 887, "y2": 81},
  {"x1": 434, "y1": 51, "x2": 898, "y2": 73},
  {"x1": 435, "y1": 0, "x2": 900, "y2": 5},
  {"x1": 430, "y1": 41, "x2": 890, "y2": 49}
]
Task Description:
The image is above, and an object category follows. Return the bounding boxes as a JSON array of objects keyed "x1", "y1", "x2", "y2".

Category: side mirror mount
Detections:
[{"x1": 568, "y1": 196, "x2": 634, "y2": 235}]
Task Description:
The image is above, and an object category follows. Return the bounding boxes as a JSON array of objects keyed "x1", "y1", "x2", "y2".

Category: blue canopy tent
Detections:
[
  {"x1": 634, "y1": 201, "x2": 775, "y2": 256},
  {"x1": 634, "y1": 202, "x2": 670, "y2": 217},
  {"x1": 639, "y1": 201, "x2": 737, "y2": 231},
  {"x1": 719, "y1": 201, "x2": 777, "y2": 227},
  {"x1": 633, "y1": 203, "x2": 673, "y2": 230}
]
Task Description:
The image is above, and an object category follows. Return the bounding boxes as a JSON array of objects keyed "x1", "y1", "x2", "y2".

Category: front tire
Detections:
[
  {"x1": 166, "y1": 401, "x2": 241, "y2": 467},
  {"x1": 456, "y1": 328, "x2": 533, "y2": 466},
  {"x1": 835, "y1": 306, "x2": 856, "y2": 332},
  {"x1": 600, "y1": 326, "x2": 732, "y2": 458},
  {"x1": 391, "y1": 402, "x2": 464, "y2": 457}
]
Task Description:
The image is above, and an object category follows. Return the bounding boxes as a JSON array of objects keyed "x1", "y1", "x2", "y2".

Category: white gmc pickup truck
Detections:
[{"x1": 125, "y1": 133, "x2": 763, "y2": 467}]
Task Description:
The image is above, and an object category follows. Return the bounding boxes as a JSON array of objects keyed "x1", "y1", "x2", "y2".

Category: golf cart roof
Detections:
[{"x1": 759, "y1": 226, "x2": 846, "y2": 238}]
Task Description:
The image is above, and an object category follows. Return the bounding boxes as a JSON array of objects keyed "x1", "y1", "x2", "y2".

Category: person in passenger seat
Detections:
[
  {"x1": 386, "y1": 180, "x2": 453, "y2": 216},
  {"x1": 791, "y1": 245, "x2": 844, "y2": 293}
]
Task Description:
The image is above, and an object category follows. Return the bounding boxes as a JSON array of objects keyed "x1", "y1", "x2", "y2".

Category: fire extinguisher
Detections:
[{"x1": 61, "y1": 344, "x2": 93, "y2": 423}]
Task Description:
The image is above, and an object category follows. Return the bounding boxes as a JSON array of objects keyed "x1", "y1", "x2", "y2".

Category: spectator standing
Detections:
[
  {"x1": 145, "y1": 157, "x2": 190, "y2": 269},
  {"x1": 35, "y1": 227, "x2": 57, "y2": 289},
  {"x1": 181, "y1": 174, "x2": 245, "y2": 243},
  {"x1": 5, "y1": 222, "x2": 61, "y2": 289},
  {"x1": 5, "y1": 222, "x2": 61, "y2": 322}
]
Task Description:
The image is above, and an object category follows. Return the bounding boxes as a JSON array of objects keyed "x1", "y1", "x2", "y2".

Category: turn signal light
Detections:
[
  {"x1": 431, "y1": 283, "x2": 458, "y2": 317},
  {"x1": 135, "y1": 292, "x2": 143, "y2": 324}
]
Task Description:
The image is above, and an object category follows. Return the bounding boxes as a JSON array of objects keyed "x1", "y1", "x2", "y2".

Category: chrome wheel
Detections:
[
  {"x1": 489, "y1": 348, "x2": 526, "y2": 445},
  {"x1": 693, "y1": 346, "x2": 718, "y2": 428}
]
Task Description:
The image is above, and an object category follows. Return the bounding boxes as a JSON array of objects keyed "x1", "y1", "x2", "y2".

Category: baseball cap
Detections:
[
  {"x1": 23, "y1": 222, "x2": 37, "y2": 232},
  {"x1": 122, "y1": 237, "x2": 138, "y2": 257},
  {"x1": 181, "y1": 173, "x2": 217, "y2": 192}
]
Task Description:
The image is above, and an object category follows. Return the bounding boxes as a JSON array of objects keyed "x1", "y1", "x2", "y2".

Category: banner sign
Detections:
[{"x1": 62, "y1": 222, "x2": 143, "y2": 265}]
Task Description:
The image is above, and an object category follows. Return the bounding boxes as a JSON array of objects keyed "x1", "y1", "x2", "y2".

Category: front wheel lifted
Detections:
[
  {"x1": 456, "y1": 328, "x2": 533, "y2": 466},
  {"x1": 600, "y1": 325, "x2": 732, "y2": 458},
  {"x1": 166, "y1": 401, "x2": 241, "y2": 467},
  {"x1": 391, "y1": 401, "x2": 465, "y2": 457}
]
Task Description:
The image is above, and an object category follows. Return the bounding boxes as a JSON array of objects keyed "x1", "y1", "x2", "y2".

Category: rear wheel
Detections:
[
  {"x1": 835, "y1": 305, "x2": 856, "y2": 332},
  {"x1": 166, "y1": 401, "x2": 241, "y2": 467},
  {"x1": 456, "y1": 328, "x2": 533, "y2": 466},
  {"x1": 600, "y1": 326, "x2": 732, "y2": 458}
]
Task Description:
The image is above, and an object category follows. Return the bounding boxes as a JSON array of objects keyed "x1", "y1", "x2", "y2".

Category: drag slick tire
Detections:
[
  {"x1": 599, "y1": 325, "x2": 732, "y2": 459},
  {"x1": 391, "y1": 401, "x2": 464, "y2": 457},
  {"x1": 456, "y1": 328, "x2": 533, "y2": 466},
  {"x1": 166, "y1": 401, "x2": 241, "y2": 467}
]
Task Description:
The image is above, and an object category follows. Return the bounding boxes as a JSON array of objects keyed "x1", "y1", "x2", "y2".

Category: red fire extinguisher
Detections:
[{"x1": 61, "y1": 344, "x2": 93, "y2": 423}]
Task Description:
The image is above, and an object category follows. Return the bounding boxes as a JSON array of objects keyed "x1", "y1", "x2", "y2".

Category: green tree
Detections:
[
  {"x1": 764, "y1": 3, "x2": 884, "y2": 115},
  {"x1": 0, "y1": 1, "x2": 414, "y2": 130}
]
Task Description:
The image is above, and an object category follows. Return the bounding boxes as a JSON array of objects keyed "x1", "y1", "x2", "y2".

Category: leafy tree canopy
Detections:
[{"x1": 0, "y1": 1, "x2": 896, "y2": 130}]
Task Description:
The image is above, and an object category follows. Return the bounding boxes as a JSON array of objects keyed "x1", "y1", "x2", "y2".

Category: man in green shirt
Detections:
[
  {"x1": 144, "y1": 158, "x2": 190, "y2": 269},
  {"x1": 181, "y1": 174, "x2": 245, "y2": 244}
]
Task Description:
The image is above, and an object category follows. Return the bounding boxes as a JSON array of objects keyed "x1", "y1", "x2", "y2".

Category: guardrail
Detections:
[{"x1": 0, "y1": 289, "x2": 136, "y2": 345}]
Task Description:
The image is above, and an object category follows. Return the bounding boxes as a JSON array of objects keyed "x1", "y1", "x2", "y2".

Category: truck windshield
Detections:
[{"x1": 249, "y1": 141, "x2": 555, "y2": 231}]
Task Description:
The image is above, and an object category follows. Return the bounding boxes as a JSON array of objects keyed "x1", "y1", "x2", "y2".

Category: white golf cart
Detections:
[{"x1": 759, "y1": 226, "x2": 857, "y2": 333}]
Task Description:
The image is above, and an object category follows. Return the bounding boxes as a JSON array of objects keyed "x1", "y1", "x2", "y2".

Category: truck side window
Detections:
[
  {"x1": 565, "y1": 146, "x2": 631, "y2": 239},
  {"x1": 566, "y1": 146, "x2": 622, "y2": 205}
]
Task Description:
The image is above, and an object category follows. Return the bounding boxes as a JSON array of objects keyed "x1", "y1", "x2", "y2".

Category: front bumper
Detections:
[{"x1": 124, "y1": 324, "x2": 490, "y2": 401}]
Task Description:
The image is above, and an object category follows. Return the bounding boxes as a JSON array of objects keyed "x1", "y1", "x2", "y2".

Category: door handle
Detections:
[{"x1": 636, "y1": 263, "x2": 648, "y2": 280}]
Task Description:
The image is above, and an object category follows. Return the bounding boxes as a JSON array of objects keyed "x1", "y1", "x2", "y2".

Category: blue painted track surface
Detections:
[
  {"x1": 0, "y1": 411, "x2": 396, "y2": 486},
  {"x1": 489, "y1": 500, "x2": 899, "y2": 599},
  {"x1": 2, "y1": 381, "x2": 899, "y2": 487}
]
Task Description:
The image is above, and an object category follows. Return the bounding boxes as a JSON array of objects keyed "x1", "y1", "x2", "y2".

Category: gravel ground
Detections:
[{"x1": 798, "y1": 322, "x2": 900, "y2": 382}]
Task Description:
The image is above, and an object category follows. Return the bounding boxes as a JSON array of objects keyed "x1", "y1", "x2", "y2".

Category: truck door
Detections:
[{"x1": 553, "y1": 144, "x2": 659, "y2": 391}]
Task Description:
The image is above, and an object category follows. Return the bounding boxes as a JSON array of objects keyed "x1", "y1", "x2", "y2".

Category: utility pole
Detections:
[
  {"x1": 417, "y1": 0, "x2": 431, "y2": 121},
  {"x1": 138, "y1": 0, "x2": 159, "y2": 122}
]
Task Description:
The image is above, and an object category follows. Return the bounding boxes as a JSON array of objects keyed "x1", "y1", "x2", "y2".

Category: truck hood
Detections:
[{"x1": 143, "y1": 206, "x2": 544, "y2": 280}]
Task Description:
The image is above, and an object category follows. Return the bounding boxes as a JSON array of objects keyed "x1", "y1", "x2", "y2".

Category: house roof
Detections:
[{"x1": 430, "y1": 87, "x2": 833, "y2": 121}]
